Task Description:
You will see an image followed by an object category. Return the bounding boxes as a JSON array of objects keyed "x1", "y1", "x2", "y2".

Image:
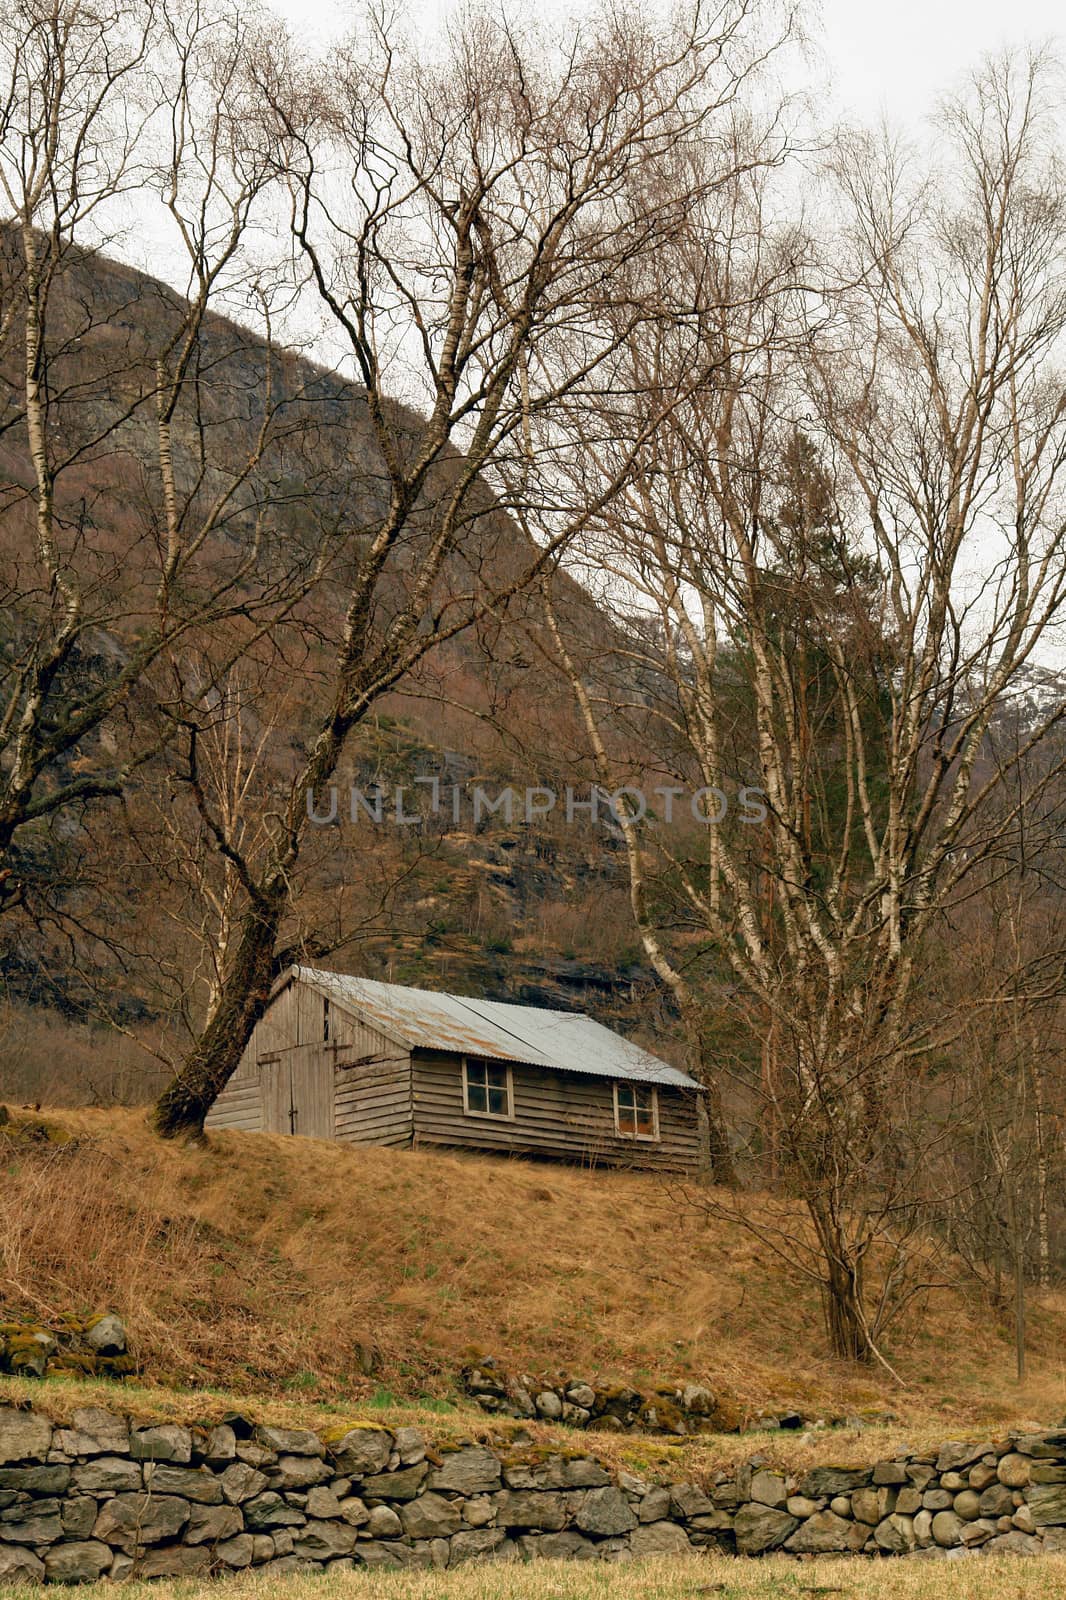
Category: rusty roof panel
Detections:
[{"x1": 295, "y1": 967, "x2": 698, "y2": 1089}]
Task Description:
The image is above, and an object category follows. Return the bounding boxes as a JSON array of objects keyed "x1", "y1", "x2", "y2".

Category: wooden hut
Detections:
[{"x1": 205, "y1": 966, "x2": 706, "y2": 1171}]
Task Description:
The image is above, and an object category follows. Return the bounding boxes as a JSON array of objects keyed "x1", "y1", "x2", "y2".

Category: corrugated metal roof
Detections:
[{"x1": 293, "y1": 967, "x2": 699, "y2": 1089}]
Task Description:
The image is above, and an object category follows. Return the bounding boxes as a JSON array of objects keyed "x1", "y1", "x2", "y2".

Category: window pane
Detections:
[
  {"x1": 467, "y1": 1080, "x2": 488, "y2": 1112},
  {"x1": 488, "y1": 1087, "x2": 509, "y2": 1116},
  {"x1": 487, "y1": 1065, "x2": 509, "y2": 1090},
  {"x1": 635, "y1": 1106, "x2": 655, "y2": 1136}
]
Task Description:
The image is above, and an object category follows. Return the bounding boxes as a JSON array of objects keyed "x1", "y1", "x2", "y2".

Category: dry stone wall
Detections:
[{"x1": 1, "y1": 1403, "x2": 1066, "y2": 1582}]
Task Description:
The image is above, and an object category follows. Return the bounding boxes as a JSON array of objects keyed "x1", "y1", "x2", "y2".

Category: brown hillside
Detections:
[{"x1": 1, "y1": 1108, "x2": 1063, "y2": 1440}]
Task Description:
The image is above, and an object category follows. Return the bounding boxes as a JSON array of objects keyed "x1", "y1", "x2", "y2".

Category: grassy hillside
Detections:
[{"x1": 2, "y1": 1108, "x2": 1064, "y2": 1443}]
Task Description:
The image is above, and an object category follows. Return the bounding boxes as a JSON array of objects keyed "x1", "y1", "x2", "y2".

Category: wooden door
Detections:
[
  {"x1": 260, "y1": 1057, "x2": 294, "y2": 1134},
  {"x1": 289, "y1": 1046, "x2": 334, "y2": 1139}
]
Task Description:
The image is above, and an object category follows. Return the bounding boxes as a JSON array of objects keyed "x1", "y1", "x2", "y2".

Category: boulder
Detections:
[
  {"x1": 575, "y1": 1486, "x2": 638, "y2": 1536},
  {"x1": 734, "y1": 1504, "x2": 799, "y2": 1554},
  {"x1": 291, "y1": 1519, "x2": 358, "y2": 1559},
  {"x1": 62, "y1": 1497, "x2": 100, "y2": 1539},
  {"x1": 144, "y1": 1463, "x2": 223, "y2": 1503},
  {"x1": 931, "y1": 1509, "x2": 963, "y2": 1547},
  {"x1": 852, "y1": 1488, "x2": 881, "y2": 1526},
  {"x1": 0, "y1": 1546, "x2": 45, "y2": 1583},
  {"x1": 361, "y1": 1462, "x2": 428, "y2": 1501},
  {"x1": 401, "y1": 1493, "x2": 464, "y2": 1539},
  {"x1": 56, "y1": 1408, "x2": 129, "y2": 1457},
  {"x1": 953, "y1": 1489, "x2": 981, "y2": 1521},
  {"x1": 92, "y1": 1493, "x2": 191, "y2": 1550},
  {"x1": 670, "y1": 1482, "x2": 714, "y2": 1518},
  {"x1": 428, "y1": 1448, "x2": 502, "y2": 1495},
  {"x1": 203, "y1": 1425, "x2": 237, "y2": 1466},
  {"x1": 242, "y1": 1492, "x2": 307, "y2": 1530},
  {"x1": 998, "y1": 1454, "x2": 1032, "y2": 1488},
  {"x1": 797, "y1": 1467, "x2": 870, "y2": 1499},
  {"x1": 324, "y1": 1426, "x2": 392, "y2": 1477},
  {"x1": 1026, "y1": 1483, "x2": 1066, "y2": 1526},
  {"x1": 73, "y1": 1456, "x2": 142, "y2": 1494},
  {"x1": 43, "y1": 1541, "x2": 112, "y2": 1583},
  {"x1": 365, "y1": 1505, "x2": 403, "y2": 1538},
  {"x1": 502, "y1": 1457, "x2": 608, "y2": 1490},
  {"x1": 393, "y1": 1428, "x2": 427, "y2": 1466},
  {"x1": 216, "y1": 1533, "x2": 256, "y2": 1568},
  {"x1": 449, "y1": 1527, "x2": 508, "y2": 1564},
  {"x1": 638, "y1": 1487, "x2": 673, "y2": 1523},
  {"x1": 0, "y1": 1465, "x2": 69, "y2": 1492},
  {"x1": 220, "y1": 1463, "x2": 268, "y2": 1504},
  {"x1": 936, "y1": 1442, "x2": 993, "y2": 1474},
  {"x1": 913, "y1": 1509, "x2": 933, "y2": 1547},
  {"x1": 875, "y1": 1513, "x2": 916, "y2": 1553},
  {"x1": 567, "y1": 1385, "x2": 596, "y2": 1409},
  {"x1": 873, "y1": 1462, "x2": 909, "y2": 1485},
  {"x1": 785, "y1": 1511, "x2": 867, "y2": 1554},
  {"x1": 0, "y1": 1509, "x2": 63, "y2": 1544},
  {"x1": 185, "y1": 1502, "x2": 244, "y2": 1544},
  {"x1": 495, "y1": 1490, "x2": 567, "y2": 1531},
  {"x1": 520, "y1": 1530, "x2": 598, "y2": 1560},
  {"x1": 0, "y1": 1410, "x2": 51, "y2": 1465},
  {"x1": 269, "y1": 1454, "x2": 332, "y2": 1490},
  {"x1": 304, "y1": 1486, "x2": 344, "y2": 1520},
  {"x1": 535, "y1": 1392, "x2": 562, "y2": 1419},
  {"x1": 129, "y1": 1426, "x2": 192, "y2": 1465},
  {"x1": 84, "y1": 1314, "x2": 126, "y2": 1355},
  {"x1": 135, "y1": 1545, "x2": 212, "y2": 1577},
  {"x1": 256, "y1": 1426, "x2": 324, "y2": 1457},
  {"x1": 338, "y1": 1496, "x2": 370, "y2": 1527},
  {"x1": 749, "y1": 1470, "x2": 787, "y2": 1509},
  {"x1": 630, "y1": 1520, "x2": 693, "y2": 1556}
]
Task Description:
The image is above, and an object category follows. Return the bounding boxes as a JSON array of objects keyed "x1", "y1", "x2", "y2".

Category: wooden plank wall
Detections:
[{"x1": 410, "y1": 1050, "x2": 702, "y2": 1171}]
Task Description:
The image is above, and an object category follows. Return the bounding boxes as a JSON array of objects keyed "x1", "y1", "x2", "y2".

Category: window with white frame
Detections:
[
  {"x1": 614, "y1": 1081, "x2": 659, "y2": 1140},
  {"x1": 462, "y1": 1058, "x2": 513, "y2": 1119}
]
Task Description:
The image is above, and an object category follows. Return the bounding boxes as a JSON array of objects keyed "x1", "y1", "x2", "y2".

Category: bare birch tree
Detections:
[
  {"x1": 151, "y1": 0, "x2": 796, "y2": 1138},
  {"x1": 543, "y1": 51, "x2": 1066, "y2": 1361}
]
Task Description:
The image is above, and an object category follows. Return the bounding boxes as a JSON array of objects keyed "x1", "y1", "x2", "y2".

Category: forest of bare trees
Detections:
[{"x1": 2, "y1": 0, "x2": 1066, "y2": 1367}]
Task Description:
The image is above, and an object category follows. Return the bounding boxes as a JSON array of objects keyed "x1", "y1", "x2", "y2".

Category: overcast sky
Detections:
[{"x1": 262, "y1": 0, "x2": 1063, "y2": 129}]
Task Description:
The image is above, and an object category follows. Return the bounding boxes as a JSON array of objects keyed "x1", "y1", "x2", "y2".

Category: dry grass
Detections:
[
  {"x1": 3, "y1": 1554, "x2": 1066, "y2": 1600},
  {"x1": 1, "y1": 1107, "x2": 1065, "y2": 1444}
]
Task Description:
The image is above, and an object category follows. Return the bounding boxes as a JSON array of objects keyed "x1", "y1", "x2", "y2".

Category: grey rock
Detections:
[
  {"x1": 43, "y1": 1541, "x2": 112, "y2": 1584},
  {"x1": 272, "y1": 1528, "x2": 295, "y2": 1556},
  {"x1": 1012, "y1": 1504, "x2": 1036, "y2": 1533},
  {"x1": 535, "y1": 1391, "x2": 562, "y2": 1419},
  {"x1": 129, "y1": 1425, "x2": 192, "y2": 1464},
  {"x1": 495, "y1": 1490, "x2": 567, "y2": 1531},
  {"x1": 519, "y1": 1530, "x2": 598, "y2": 1560},
  {"x1": 0, "y1": 1410, "x2": 51, "y2": 1466},
  {"x1": 785, "y1": 1511, "x2": 867, "y2": 1554},
  {"x1": 449, "y1": 1527, "x2": 508, "y2": 1563},
  {"x1": 84, "y1": 1314, "x2": 126, "y2": 1355},
  {"x1": 749, "y1": 1470, "x2": 787, "y2": 1510},
  {"x1": 1014, "y1": 1433, "x2": 1066, "y2": 1459},
  {"x1": 670, "y1": 1483, "x2": 715, "y2": 1518},
  {"x1": 92, "y1": 1492, "x2": 191, "y2": 1550},
  {"x1": 338, "y1": 1496, "x2": 370, "y2": 1527},
  {"x1": 852, "y1": 1488, "x2": 881, "y2": 1525},
  {"x1": 875, "y1": 1513, "x2": 916, "y2": 1553},
  {"x1": 220, "y1": 1462, "x2": 268, "y2": 1504},
  {"x1": 931, "y1": 1509, "x2": 964, "y2": 1547},
  {"x1": 1031, "y1": 1464, "x2": 1066, "y2": 1483},
  {"x1": 55, "y1": 1408, "x2": 129, "y2": 1458},
  {"x1": 256, "y1": 1426, "x2": 324, "y2": 1457},
  {"x1": 936, "y1": 1441, "x2": 993, "y2": 1474},
  {"x1": 830, "y1": 1495, "x2": 852, "y2": 1517},
  {"x1": 786, "y1": 1495, "x2": 820, "y2": 1518},
  {"x1": 734, "y1": 1504, "x2": 799, "y2": 1553},
  {"x1": 984, "y1": 1530, "x2": 1042, "y2": 1555},
  {"x1": 960, "y1": 1517, "x2": 997, "y2": 1547},
  {"x1": 236, "y1": 1442, "x2": 277, "y2": 1468},
  {"x1": 250, "y1": 1535, "x2": 275, "y2": 1563},
  {"x1": 364, "y1": 1504, "x2": 403, "y2": 1538},
  {"x1": 896, "y1": 1488, "x2": 922, "y2": 1516},
  {"x1": 135, "y1": 1545, "x2": 212, "y2": 1577},
  {"x1": 567, "y1": 1385, "x2": 596, "y2": 1409},
  {"x1": 401, "y1": 1493, "x2": 463, "y2": 1539},
  {"x1": 913, "y1": 1509, "x2": 933, "y2": 1547},
  {"x1": 0, "y1": 1546, "x2": 44, "y2": 1584},
  {"x1": 325, "y1": 1427, "x2": 392, "y2": 1477},
  {"x1": 969, "y1": 1462, "x2": 998, "y2": 1492},
  {"x1": 216, "y1": 1533, "x2": 256, "y2": 1568},
  {"x1": 203, "y1": 1425, "x2": 237, "y2": 1466},
  {"x1": 923, "y1": 1489, "x2": 954, "y2": 1510},
  {"x1": 873, "y1": 1462, "x2": 909, "y2": 1485},
  {"x1": 631, "y1": 1520, "x2": 693, "y2": 1556},
  {"x1": 1026, "y1": 1483, "x2": 1066, "y2": 1526},
  {"x1": 0, "y1": 1510, "x2": 63, "y2": 1544},
  {"x1": 269, "y1": 1454, "x2": 332, "y2": 1489},
  {"x1": 428, "y1": 1447, "x2": 502, "y2": 1495},
  {"x1": 362, "y1": 1461, "x2": 429, "y2": 1501},
  {"x1": 73, "y1": 1456, "x2": 141, "y2": 1494},
  {"x1": 186, "y1": 1502, "x2": 244, "y2": 1544},
  {"x1": 906, "y1": 1463, "x2": 936, "y2": 1490},
  {"x1": 575, "y1": 1486, "x2": 637, "y2": 1536},
  {"x1": 357, "y1": 1540, "x2": 412, "y2": 1569},
  {"x1": 502, "y1": 1457, "x2": 609, "y2": 1490},
  {"x1": 144, "y1": 1463, "x2": 223, "y2": 1503},
  {"x1": 798, "y1": 1467, "x2": 871, "y2": 1499},
  {"x1": 292, "y1": 1518, "x2": 358, "y2": 1559},
  {"x1": 305, "y1": 1486, "x2": 344, "y2": 1520},
  {"x1": 0, "y1": 1464, "x2": 69, "y2": 1492},
  {"x1": 639, "y1": 1486, "x2": 673, "y2": 1523},
  {"x1": 62, "y1": 1497, "x2": 100, "y2": 1538},
  {"x1": 998, "y1": 1453, "x2": 1032, "y2": 1488},
  {"x1": 243, "y1": 1491, "x2": 307, "y2": 1530},
  {"x1": 979, "y1": 1484, "x2": 1015, "y2": 1518},
  {"x1": 393, "y1": 1427, "x2": 427, "y2": 1466}
]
